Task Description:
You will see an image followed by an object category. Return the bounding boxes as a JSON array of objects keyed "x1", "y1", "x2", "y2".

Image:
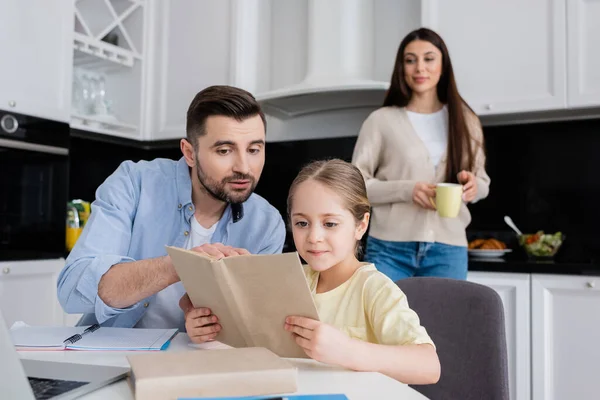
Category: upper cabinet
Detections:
[
  {"x1": 566, "y1": 0, "x2": 600, "y2": 108},
  {"x1": 7, "y1": 1, "x2": 598, "y2": 139},
  {"x1": 422, "y1": 0, "x2": 567, "y2": 116},
  {"x1": 0, "y1": 0, "x2": 73, "y2": 122},
  {"x1": 143, "y1": 0, "x2": 420, "y2": 142},
  {"x1": 143, "y1": 0, "x2": 238, "y2": 141},
  {"x1": 69, "y1": 0, "x2": 148, "y2": 140}
]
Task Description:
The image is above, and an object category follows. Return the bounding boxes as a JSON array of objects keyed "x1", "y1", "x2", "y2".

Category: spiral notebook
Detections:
[{"x1": 9, "y1": 322, "x2": 177, "y2": 351}]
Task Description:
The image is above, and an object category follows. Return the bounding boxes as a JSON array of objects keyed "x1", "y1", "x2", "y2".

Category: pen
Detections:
[
  {"x1": 63, "y1": 323, "x2": 101, "y2": 345},
  {"x1": 82, "y1": 323, "x2": 100, "y2": 334}
]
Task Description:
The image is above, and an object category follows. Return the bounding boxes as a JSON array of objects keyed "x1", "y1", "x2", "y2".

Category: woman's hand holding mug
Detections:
[
  {"x1": 458, "y1": 170, "x2": 477, "y2": 202},
  {"x1": 413, "y1": 182, "x2": 437, "y2": 210}
]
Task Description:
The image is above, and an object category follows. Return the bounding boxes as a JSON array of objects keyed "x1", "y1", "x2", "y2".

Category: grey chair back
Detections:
[{"x1": 396, "y1": 277, "x2": 509, "y2": 400}]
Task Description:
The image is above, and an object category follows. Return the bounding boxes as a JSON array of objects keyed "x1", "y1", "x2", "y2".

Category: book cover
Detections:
[{"x1": 127, "y1": 347, "x2": 298, "y2": 400}]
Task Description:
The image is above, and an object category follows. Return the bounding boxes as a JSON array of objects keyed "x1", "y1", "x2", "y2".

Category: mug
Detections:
[{"x1": 430, "y1": 183, "x2": 463, "y2": 218}]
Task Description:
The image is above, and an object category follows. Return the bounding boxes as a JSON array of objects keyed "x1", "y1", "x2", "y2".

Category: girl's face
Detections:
[
  {"x1": 403, "y1": 39, "x2": 443, "y2": 95},
  {"x1": 290, "y1": 180, "x2": 368, "y2": 272}
]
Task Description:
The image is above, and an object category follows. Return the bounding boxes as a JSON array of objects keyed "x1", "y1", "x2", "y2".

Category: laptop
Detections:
[{"x1": 0, "y1": 309, "x2": 129, "y2": 399}]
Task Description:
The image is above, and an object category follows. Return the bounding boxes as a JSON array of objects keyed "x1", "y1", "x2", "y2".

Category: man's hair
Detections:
[{"x1": 186, "y1": 85, "x2": 266, "y2": 147}]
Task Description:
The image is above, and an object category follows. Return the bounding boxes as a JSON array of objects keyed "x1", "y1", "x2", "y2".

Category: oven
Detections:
[{"x1": 0, "y1": 110, "x2": 69, "y2": 261}]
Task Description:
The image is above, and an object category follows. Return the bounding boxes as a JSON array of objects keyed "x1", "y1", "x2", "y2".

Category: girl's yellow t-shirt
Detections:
[{"x1": 303, "y1": 263, "x2": 434, "y2": 347}]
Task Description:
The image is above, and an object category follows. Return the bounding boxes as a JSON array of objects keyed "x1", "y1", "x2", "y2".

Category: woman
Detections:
[{"x1": 352, "y1": 28, "x2": 490, "y2": 281}]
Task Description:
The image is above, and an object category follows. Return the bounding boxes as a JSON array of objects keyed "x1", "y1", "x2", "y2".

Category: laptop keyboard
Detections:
[{"x1": 28, "y1": 377, "x2": 88, "y2": 400}]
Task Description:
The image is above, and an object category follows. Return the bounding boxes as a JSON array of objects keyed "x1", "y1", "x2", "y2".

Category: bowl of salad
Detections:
[{"x1": 518, "y1": 231, "x2": 564, "y2": 259}]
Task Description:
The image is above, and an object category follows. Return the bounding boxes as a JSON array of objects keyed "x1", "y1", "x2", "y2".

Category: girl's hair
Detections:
[
  {"x1": 287, "y1": 159, "x2": 370, "y2": 256},
  {"x1": 383, "y1": 27, "x2": 479, "y2": 183}
]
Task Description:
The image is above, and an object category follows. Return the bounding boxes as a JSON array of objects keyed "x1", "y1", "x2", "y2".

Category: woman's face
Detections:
[{"x1": 403, "y1": 40, "x2": 443, "y2": 95}]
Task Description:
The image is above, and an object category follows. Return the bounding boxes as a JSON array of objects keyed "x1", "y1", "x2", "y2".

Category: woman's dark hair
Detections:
[{"x1": 384, "y1": 28, "x2": 480, "y2": 183}]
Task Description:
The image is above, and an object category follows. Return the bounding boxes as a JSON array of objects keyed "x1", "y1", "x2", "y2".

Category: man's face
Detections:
[{"x1": 187, "y1": 115, "x2": 266, "y2": 204}]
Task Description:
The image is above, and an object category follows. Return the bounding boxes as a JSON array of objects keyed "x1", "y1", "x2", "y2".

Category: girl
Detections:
[
  {"x1": 352, "y1": 28, "x2": 491, "y2": 281},
  {"x1": 284, "y1": 159, "x2": 440, "y2": 384}
]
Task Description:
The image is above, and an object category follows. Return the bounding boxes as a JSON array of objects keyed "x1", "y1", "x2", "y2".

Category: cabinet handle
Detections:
[
  {"x1": 586, "y1": 281, "x2": 595, "y2": 289},
  {"x1": 8, "y1": 101, "x2": 16, "y2": 108},
  {"x1": 2, "y1": 267, "x2": 9, "y2": 274}
]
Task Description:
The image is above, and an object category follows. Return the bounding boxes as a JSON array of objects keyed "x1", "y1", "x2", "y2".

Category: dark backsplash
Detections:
[{"x1": 70, "y1": 117, "x2": 600, "y2": 262}]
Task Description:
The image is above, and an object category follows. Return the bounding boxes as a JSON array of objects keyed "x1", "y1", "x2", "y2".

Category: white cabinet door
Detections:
[
  {"x1": 422, "y1": 0, "x2": 566, "y2": 116},
  {"x1": 567, "y1": 0, "x2": 600, "y2": 108},
  {"x1": 0, "y1": 1, "x2": 73, "y2": 122},
  {"x1": 532, "y1": 274, "x2": 600, "y2": 400},
  {"x1": 0, "y1": 259, "x2": 67, "y2": 327},
  {"x1": 468, "y1": 272, "x2": 531, "y2": 400},
  {"x1": 143, "y1": 0, "x2": 234, "y2": 141}
]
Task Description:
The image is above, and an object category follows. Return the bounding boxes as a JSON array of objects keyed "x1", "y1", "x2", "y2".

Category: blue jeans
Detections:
[{"x1": 364, "y1": 236, "x2": 468, "y2": 281}]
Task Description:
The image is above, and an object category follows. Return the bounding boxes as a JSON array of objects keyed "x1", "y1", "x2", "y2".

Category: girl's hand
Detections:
[
  {"x1": 457, "y1": 170, "x2": 477, "y2": 202},
  {"x1": 412, "y1": 182, "x2": 437, "y2": 210},
  {"x1": 179, "y1": 293, "x2": 221, "y2": 343},
  {"x1": 285, "y1": 316, "x2": 352, "y2": 366}
]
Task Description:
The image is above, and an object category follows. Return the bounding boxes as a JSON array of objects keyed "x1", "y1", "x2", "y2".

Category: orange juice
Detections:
[{"x1": 66, "y1": 226, "x2": 83, "y2": 252}]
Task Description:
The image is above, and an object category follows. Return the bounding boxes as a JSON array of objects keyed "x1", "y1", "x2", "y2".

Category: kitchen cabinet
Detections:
[
  {"x1": 532, "y1": 274, "x2": 600, "y2": 400},
  {"x1": 566, "y1": 0, "x2": 600, "y2": 108},
  {"x1": 66, "y1": 0, "x2": 599, "y2": 141},
  {"x1": 468, "y1": 271, "x2": 531, "y2": 400},
  {"x1": 0, "y1": 0, "x2": 73, "y2": 122},
  {"x1": 144, "y1": 0, "x2": 419, "y2": 141},
  {"x1": 70, "y1": 0, "x2": 148, "y2": 140},
  {"x1": 421, "y1": 0, "x2": 567, "y2": 116},
  {"x1": 0, "y1": 259, "x2": 73, "y2": 328},
  {"x1": 143, "y1": 0, "x2": 239, "y2": 141}
]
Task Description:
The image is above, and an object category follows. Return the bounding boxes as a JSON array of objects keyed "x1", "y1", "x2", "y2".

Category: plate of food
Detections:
[{"x1": 468, "y1": 238, "x2": 512, "y2": 258}]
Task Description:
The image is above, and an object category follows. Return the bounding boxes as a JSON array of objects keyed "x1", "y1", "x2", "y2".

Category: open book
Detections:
[
  {"x1": 165, "y1": 246, "x2": 320, "y2": 358},
  {"x1": 10, "y1": 322, "x2": 177, "y2": 351}
]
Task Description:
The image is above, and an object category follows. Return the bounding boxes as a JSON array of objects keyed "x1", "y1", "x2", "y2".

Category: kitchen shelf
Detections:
[
  {"x1": 71, "y1": 113, "x2": 138, "y2": 137},
  {"x1": 73, "y1": 32, "x2": 138, "y2": 71},
  {"x1": 71, "y1": 0, "x2": 146, "y2": 140}
]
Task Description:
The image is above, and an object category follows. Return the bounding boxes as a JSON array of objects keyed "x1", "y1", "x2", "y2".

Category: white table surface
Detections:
[{"x1": 19, "y1": 333, "x2": 428, "y2": 400}]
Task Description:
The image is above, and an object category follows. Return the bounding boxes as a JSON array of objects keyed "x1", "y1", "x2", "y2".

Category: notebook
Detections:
[
  {"x1": 165, "y1": 246, "x2": 320, "y2": 358},
  {"x1": 9, "y1": 322, "x2": 177, "y2": 351}
]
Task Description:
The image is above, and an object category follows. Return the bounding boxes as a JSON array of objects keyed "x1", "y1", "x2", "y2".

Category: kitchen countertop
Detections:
[
  {"x1": 8, "y1": 243, "x2": 600, "y2": 276},
  {"x1": 468, "y1": 256, "x2": 600, "y2": 276},
  {"x1": 466, "y1": 230, "x2": 600, "y2": 276}
]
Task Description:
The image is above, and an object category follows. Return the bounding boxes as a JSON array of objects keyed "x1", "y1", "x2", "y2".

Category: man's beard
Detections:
[{"x1": 195, "y1": 158, "x2": 257, "y2": 204}]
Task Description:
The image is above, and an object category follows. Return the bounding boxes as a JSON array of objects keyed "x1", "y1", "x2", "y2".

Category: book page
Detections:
[
  {"x1": 221, "y1": 252, "x2": 320, "y2": 358},
  {"x1": 166, "y1": 246, "x2": 247, "y2": 348}
]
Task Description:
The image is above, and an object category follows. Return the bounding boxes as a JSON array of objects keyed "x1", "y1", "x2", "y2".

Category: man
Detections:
[{"x1": 57, "y1": 86, "x2": 285, "y2": 335}]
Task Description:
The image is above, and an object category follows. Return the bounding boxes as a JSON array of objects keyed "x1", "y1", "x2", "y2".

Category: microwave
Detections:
[{"x1": 0, "y1": 110, "x2": 69, "y2": 261}]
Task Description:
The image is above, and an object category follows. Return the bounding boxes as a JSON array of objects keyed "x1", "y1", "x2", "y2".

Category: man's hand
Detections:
[
  {"x1": 179, "y1": 293, "x2": 221, "y2": 343},
  {"x1": 285, "y1": 316, "x2": 353, "y2": 366},
  {"x1": 189, "y1": 243, "x2": 250, "y2": 259}
]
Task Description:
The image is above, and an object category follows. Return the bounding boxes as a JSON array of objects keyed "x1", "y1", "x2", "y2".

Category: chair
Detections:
[{"x1": 395, "y1": 277, "x2": 509, "y2": 400}]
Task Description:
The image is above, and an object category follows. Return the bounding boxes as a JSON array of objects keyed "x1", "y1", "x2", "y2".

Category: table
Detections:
[{"x1": 19, "y1": 334, "x2": 429, "y2": 400}]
